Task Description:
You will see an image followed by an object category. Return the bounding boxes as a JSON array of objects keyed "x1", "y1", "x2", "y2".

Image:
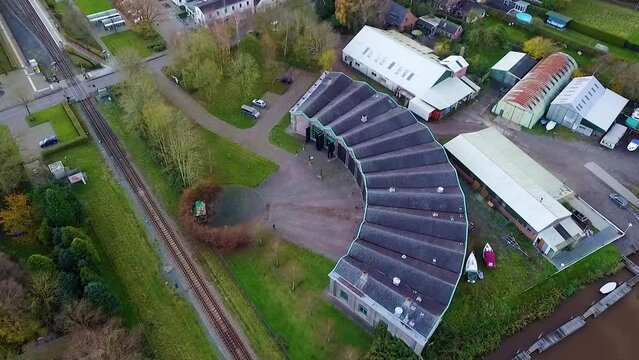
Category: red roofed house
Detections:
[{"x1": 492, "y1": 52, "x2": 577, "y2": 129}]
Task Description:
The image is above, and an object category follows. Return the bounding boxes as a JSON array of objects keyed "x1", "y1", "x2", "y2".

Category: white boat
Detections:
[
  {"x1": 483, "y1": 243, "x2": 496, "y2": 269},
  {"x1": 466, "y1": 252, "x2": 478, "y2": 284},
  {"x1": 628, "y1": 139, "x2": 639, "y2": 152},
  {"x1": 546, "y1": 121, "x2": 557, "y2": 131},
  {"x1": 599, "y1": 282, "x2": 617, "y2": 295}
]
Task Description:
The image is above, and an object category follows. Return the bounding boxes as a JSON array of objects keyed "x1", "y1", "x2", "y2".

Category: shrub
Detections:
[
  {"x1": 58, "y1": 226, "x2": 89, "y2": 250},
  {"x1": 365, "y1": 324, "x2": 419, "y2": 360},
  {"x1": 80, "y1": 266, "x2": 101, "y2": 287},
  {"x1": 26, "y1": 254, "x2": 56, "y2": 273},
  {"x1": 57, "y1": 248, "x2": 78, "y2": 273},
  {"x1": 58, "y1": 272, "x2": 80, "y2": 304},
  {"x1": 32, "y1": 183, "x2": 85, "y2": 228},
  {"x1": 84, "y1": 282, "x2": 122, "y2": 315},
  {"x1": 567, "y1": 21, "x2": 627, "y2": 48},
  {"x1": 37, "y1": 219, "x2": 53, "y2": 246},
  {"x1": 69, "y1": 238, "x2": 99, "y2": 270}
]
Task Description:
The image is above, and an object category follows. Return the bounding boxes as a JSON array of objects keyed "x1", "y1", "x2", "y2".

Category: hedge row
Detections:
[
  {"x1": 567, "y1": 21, "x2": 627, "y2": 48},
  {"x1": 486, "y1": 9, "x2": 601, "y2": 57}
]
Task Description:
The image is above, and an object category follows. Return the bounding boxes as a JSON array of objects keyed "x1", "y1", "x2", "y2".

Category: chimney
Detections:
[
  {"x1": 394, "y1": 307, "x2": 403, "y2": 317},
  {"x1": 459, "y1": 46, "x2": 465, "y2": 57},
  {"x1": 361, "y1": 114, "x2": 368, "y2": 122},
  {"x1": 392, "y1": 277, "x2": 401, "y2": 286}
]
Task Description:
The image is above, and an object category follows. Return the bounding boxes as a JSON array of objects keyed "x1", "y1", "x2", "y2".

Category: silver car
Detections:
[{"x1": 609, "y1": 193, "x2": 629, "y2": 208}]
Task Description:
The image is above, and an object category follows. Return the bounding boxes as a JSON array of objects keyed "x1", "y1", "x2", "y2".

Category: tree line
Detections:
[
  {"x1": 0, "y1": 183, "x2": 144, "y2": 358},
  {"x1": 118, "y1": 48, "x2": 204, "y2": 188}
]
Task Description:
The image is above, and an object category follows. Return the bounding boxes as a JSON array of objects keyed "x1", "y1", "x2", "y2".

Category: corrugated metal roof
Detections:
[
  {"x1": 445, "y1": 127, "x2": 572, "y2": 232},
  {"x1": 503, "y1": 53, "x2": 577, "y2": 110},
  {"x1": 584, "y1": 89, "x2": 628, "y2": 131}
]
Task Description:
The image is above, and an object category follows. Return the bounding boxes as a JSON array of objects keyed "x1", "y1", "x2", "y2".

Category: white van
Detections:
[
  {"x1": 600, "y1": 123, "x2": 627, "y2": 150},
  {"x1": 241, "y1": 105, "x2": 261, "y2": 119}
]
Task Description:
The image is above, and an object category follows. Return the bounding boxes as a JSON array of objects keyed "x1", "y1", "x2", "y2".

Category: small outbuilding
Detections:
[
  {"x1": 490, "y1": 51, "x2": 538, "y2": 87},
  {"x1": 492, "y1": 52, "x2": 577, "y2": 129},
  {"x1": 545, "y1": 11, "x2": 572, "y2": 29},
  {"x1": 546, "y1": 76, "x2": 628, "y2": 136}
]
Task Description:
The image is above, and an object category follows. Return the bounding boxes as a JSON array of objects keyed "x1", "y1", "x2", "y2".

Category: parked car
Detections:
[
  {"x1": 240, "y1": 104, "x2": 260, "y2": 119},
  {"x1": 252, "y1": 99, "x2": 267, "y2": 108},
  {"x1": 571, "y1": 210, "x2": 590, "y2": 228},
  {"x1": 38, "y1": 135, "x2": 58, "y2": 148},
  {"x1": 609, "y1": 193, "x2": 629, "y2": 208},
  {"x1": 278, "y1": 75, "x2": 292, "y2": 85}
]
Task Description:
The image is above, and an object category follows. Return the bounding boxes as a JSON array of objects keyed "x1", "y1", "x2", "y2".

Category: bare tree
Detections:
[
  {"x1": 284, "y1": 260, "x2": 304, "y2": 291},
  {"x1": 28, "y1": 272, "x2": 59, "y2": 325},
  {"x1": 166, "y1": 116, "x2": 203, "y2": 187},
  {"x1": 63, "y1": 319, "x2": 144, "y2": 360},
  {"x1": 269, "y1": 237, "x2": 282, "y2": 268},
  {"x1": 14, "y1": 86, "x2": 33, "y2": 115},
  {"x1": 116, "y1": 47, "x2": 146, "y2": 79},
  {"x1": 319, "y1": 318, "x2": 335, "y2": 345},
  {"x1": 0, "y1": 278, "x2": 26, "y2": 313},
  {"x1": 340, "y1": 345, "x2": 361, "y2": 360},
  {"x1": 117, "y1": 0, "x2": 163, "y2": 24},
  {"x1": 228, "y1": 52, "x2": 260, "y2": 99},
  {"x1": 55, "y1": 300, "x2": 108, "y2": 334},
  {"x1": 0, "y1": 129, "x2": 25, "y2": 196},
  {"x1": 353, "y1": 0, "x2": 385, "y2": 27}
]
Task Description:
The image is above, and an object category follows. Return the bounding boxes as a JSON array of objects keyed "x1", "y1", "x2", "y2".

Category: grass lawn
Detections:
[
  {"x1": 526, "y1": 122, "x2": 586, "y2": 141},
  {"x1": 425, "y1": 182, "x2": 621, "y2": 359},
  {"x1": 100, "y1": 101, "x2": 277, "y2": 214},
  {"x1": 27, "y1": 104, "x2": 79, "y2": 142},
  {"x1": 225, "y1": 234, "x2": 372, "y2": 360},
  {"x1": 269, "y1": 113, "x2": 304, "y2": 154},
  {"x1": 73, "y1": 0, "x2": 112, "y2": 15},
  {"x1": 45, "y1": 143, "x2": 217, "y2": 360},
  {"x1": 101, "y1": 30, "x2": 152, "y2": 58},
  {"x1": 563, "y1": 0, "x2": 639, "y2": 41}
]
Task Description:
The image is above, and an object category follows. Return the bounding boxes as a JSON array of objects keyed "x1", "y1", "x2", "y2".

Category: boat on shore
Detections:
[
  {"x1": 483, "y1": 243, "x2": 496, "y2": 269},
  {"x1": 466, "y1": 252, "x2": 478, "y2": 284},
  {"x1": 599, "y1": 282, "x2": 617, "y2": 295}
]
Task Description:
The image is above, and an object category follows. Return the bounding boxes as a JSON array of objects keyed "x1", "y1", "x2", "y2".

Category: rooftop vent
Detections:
[
  {"x1": 433, "y1": 212, "x2": 439, "y2": 217},
  {"x1": 392, "y1": 277, "x2": 401, "y2": 286},
  {"x1": 361, "y1": 115, "x2": 368, "y2": 122},
  {"x1": 416, "y1": 296, "x2": 422, "y2": 303},
  {"x1": 401, "y1": 254, "x2": 407, "y2": 259},
  {"x1": 437, "y1": 186, "x2": 444, "y2": 194},
  {"x1": 389, "y1": 187, "x2": 396, "y2": 192},
  {"x1": 394, "y1": 307, "x2": 403, "y2": 317}
]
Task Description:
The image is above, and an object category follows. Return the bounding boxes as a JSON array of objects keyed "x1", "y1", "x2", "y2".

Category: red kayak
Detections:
[{"x1": 483, "y1": 243, "x2": 496, "y2": 269}]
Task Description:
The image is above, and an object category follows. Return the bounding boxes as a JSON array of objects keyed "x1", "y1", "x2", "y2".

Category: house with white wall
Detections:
[{"x1": 186, "y1": 0, "x2": 254, "y2": 25}]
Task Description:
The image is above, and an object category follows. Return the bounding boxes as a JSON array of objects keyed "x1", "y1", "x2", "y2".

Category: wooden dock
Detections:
[{"x1": 512, "y1": 257, "x2": 639, "y2": 359}]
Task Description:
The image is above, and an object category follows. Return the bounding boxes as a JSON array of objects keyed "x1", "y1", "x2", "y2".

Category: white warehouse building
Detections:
[
  {"x1": 546, "y1": 76, "x2": 628, "y2": 136},
  {"x1": 342, "y1": 26, "x2": 480, "y2": 121},
  {"x1": 186, "y1": 0, "x2": 254, "y2": 25}
]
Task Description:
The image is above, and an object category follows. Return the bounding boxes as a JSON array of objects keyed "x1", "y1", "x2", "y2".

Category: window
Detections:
[
  {"x1": 240, "y1": 3, "x2": 242, "y2": 7},
  {"x1": 355, "y1": 62, "x2": 360, "y2": 67},
  {"x1": 358, "y1": 304, "x2": 368, "y2": 316},
  {"x1": 371, "y1": 72, "x2": 376, "y2": 77},
  {"x1": 232, "y1": 5, "x2": 235, "y2": 10},
  {"x1": 339, "y1": 290, "x2": 349, "y2": 302},
  {"x1": 247, "y1": 1, "x2": 249, "y2": 4},
  {"x1": 225, "y1": 8, "x2": 227, "y2": 13},
  {"x1": 217, "y1": 10, "x2": 219, "y2": 15}
]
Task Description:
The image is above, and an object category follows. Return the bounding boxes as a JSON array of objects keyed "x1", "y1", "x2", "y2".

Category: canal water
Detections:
[{"x1": 487, "y1": 252, "x2": 639, "y2": 360}]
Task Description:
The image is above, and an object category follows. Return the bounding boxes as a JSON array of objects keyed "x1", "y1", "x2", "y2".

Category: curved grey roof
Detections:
[{"x1": 292, "y1": 72, "x2": 468, "y2": 341}]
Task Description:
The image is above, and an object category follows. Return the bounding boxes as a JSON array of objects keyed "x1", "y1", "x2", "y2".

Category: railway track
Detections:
[{"x1": 13, "y1": 1, "x2": 253, "y2": 359}]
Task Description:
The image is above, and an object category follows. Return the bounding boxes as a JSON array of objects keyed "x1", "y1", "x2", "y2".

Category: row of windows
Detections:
[{"x1": 204, "y1": 1, "x2": 251, "y2": 18}]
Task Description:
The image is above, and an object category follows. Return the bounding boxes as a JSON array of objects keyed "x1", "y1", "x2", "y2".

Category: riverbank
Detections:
[{"x1": 487, "y1": 251, "x2": 639, "y2": 359}]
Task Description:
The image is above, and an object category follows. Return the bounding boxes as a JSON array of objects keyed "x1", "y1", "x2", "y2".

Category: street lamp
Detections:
[{"x1": 623, "y1": 223, "x2": 633, "y2": 235}]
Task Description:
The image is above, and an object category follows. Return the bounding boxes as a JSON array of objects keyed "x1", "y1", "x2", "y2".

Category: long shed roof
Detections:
[
  {"x1": 292, "y1": 72, "x2": 467, "y2": 342},
  {"x1": 502, "y1": 53, "x2": 577, "y2": 110},
  {"x1": 445, "y1": 127, "x2": 571, "y2": 232}
]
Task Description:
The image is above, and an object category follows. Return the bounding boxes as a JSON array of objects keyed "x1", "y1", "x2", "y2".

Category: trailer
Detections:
[{"x1": 600, "y1": 123, "x2": 627, "y2": 150}]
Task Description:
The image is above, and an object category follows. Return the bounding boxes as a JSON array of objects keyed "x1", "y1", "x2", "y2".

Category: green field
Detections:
[
  {"x1": 563, "y1": 0, "x2": 639, "y2": 41},
  {"x1": 425, "y1": 183, "x2": 621, "y2": 359},
  {"x1": 27, "y1": 104, "x2": 79, "y2": 142},
  {"x1": 45, "y1": 143, "x2": 218, "y2": 360},
  {"x1": 269, "y1": 113, "x2": 304, "y2": 154},
  {"x1": 225, "y1": 234, "x2": 372, "y2": 360},
  {"x1": 100, "y1": 102, "x2": 278, "y2": 213},
  {"x1": 101, "y1": 30, "x2": 152, "y2": 58},
  {"x1": 73, "y1": 0, "x2": 112, "y2": 15}
]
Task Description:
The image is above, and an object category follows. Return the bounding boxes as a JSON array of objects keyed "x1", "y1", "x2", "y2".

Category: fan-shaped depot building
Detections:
[{"x1": 289, "y1": 72, "x2": 468, "y2": 353}]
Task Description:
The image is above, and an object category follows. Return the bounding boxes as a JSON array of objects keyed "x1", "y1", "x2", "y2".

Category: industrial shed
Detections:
[
  {"x1": 490, "y1": 51, "x2": 537, "y2": 87},
  {"x1": 445, "y1": 128, "x2": 583, "y2": 258},
  {"x1": 492, "y1": 53, "x2": 577, "y2": 129},
  {"x1": 546, "y1": 76, "x2": 628, "y2": 136},
  {"x1": 341, "y1": 26, "x2": 479, "y2": 121},
  {"x1": 290, "y1": 72, "x2": 468, "y2": 354}
]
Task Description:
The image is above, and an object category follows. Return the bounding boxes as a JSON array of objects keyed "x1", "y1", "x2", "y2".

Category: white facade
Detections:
[
  {"x1": 172, "y1": 0, "x2": 194, "y2": 6},
  {"x1": 187, "y1": 0, "x2": 254, "y2": 25},
  {"x1": 547, "y1": 76, "x2": 628, "y2": 135},
  {"x1": 342, "y1": 26, "x2": 478, "y2": 120}
]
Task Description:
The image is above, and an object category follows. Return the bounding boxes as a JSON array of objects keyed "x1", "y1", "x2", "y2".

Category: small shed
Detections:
[
  {"x1": 490, "y1": 51, "x2": 538, "y2": 87},
  {"x1": 546, "y1": 11, "x2": 572, "y2": 29},
  {"x1": 193, "y1": 200, "x2": 207, "y2": 223}
]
